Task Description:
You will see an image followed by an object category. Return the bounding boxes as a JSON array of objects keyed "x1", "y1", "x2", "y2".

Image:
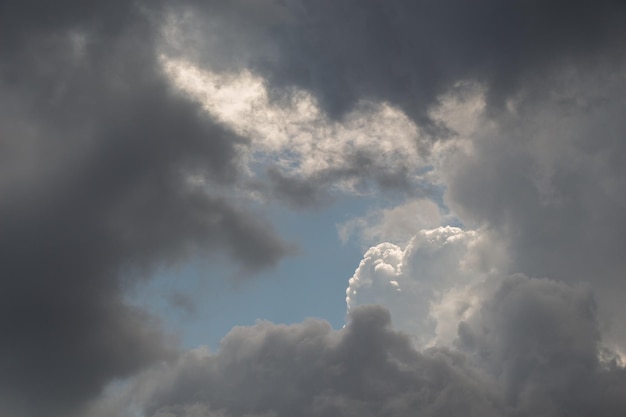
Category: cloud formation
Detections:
[
  {"x1": 345, "y1": 226, "x2": 506, "y2": 346},
  {"x1": 111, "y1": 278, "x2": 626, "y2": 417},
  {"x1": 177, "y1": 0, "x2": 626, "y2": 124},
  {"x1": 117, "y1": 305, "x2": 504, "y2": 417},
  {"x1": 3, "y1": 0, "x2": 626, "y2": 416},
  {"x1": 161, "y1": 57, "x2": 428, "y2": 204},
  {"x1": 437, "y1": 68, "x2": 626, "y2": 347}
]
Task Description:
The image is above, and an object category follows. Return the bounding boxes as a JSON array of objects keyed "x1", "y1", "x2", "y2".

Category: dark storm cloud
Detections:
[
  {"x1": 0, "y1": 1, "x2": 290, "y2": 416},
  {"x1": 176, "y1": 0, "x2": 626, "y2": 120},
  {"x1": 261, "y1": 0, "x2": 626, "y2": 123},
  {"x1": 127, "y1": 278, "x2": 626, "y2": 417},
  {"x1": 137, "y1": 305, "x2": 504, "y2": 417}
]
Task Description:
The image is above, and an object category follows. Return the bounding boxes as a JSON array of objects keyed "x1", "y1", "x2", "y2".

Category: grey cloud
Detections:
[
  {"x1": 262, "y1": 0, "x2": 626, "y2": 123},
  {"x1": 440, "y1": 68, "x2": 626, "y2": 345},
  {"x1": 458, "y1": 275, "x2": 626, "y2": 417},
  {"x1": 125, "y1": 277, "x2": 626, "y2": 417},
  {"x1": 136, "y1": 305, "x2": 504, "y2": 417},
  {"x1": 0, "y1": 1, "x2": 291, "y2": 416},
  {"x1": 176, "y1": 0, "x2": 626, "y2": 121}
]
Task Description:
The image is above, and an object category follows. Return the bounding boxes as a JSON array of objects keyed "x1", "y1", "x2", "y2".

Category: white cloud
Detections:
[
  {"x1": 160, "y1": 56, "x2": 424, "y2": 193},
  {"x1": 345, "y1": 226, "x2": 507, "y2": 346}
]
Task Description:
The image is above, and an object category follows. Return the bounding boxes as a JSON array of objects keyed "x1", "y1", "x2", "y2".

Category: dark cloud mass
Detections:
[
  {"x1": 0, "y1": 1, "x2": 290, "y2": 416},
  {"x1": 129, "y1": 280, "x2": 626, "y2": 417},
  {"x1": 458, "y1": 276, "x2": 624, "y2": 416},
  {"x1": 193, "y1": 0, "x2": 626, "y2": 124},
  {"x1": 135, "y1": 305, "x2": 505, "y2": 417},
  {"x1": 2, "y1": 0, "x2": 626, "y2": 416}
]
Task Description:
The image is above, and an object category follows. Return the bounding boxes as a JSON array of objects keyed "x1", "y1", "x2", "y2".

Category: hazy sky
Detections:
[{"x1": 1, "y1": 1, "x2": 626, "y2": 416}]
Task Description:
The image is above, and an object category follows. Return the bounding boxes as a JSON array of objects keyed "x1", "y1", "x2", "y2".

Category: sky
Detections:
[{"x1": 1, "y1": 1, "x2": 626, "y2": 416}]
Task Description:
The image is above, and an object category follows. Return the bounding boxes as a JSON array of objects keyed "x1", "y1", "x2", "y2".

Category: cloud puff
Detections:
[{"x1": 345, "y1": 226, "x2": 506, "y2": 346}]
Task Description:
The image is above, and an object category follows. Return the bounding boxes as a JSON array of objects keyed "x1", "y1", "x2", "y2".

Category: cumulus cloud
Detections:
[
  {"x1": 102, "y1": 279, "x2": 625, "y2": 417},
  {"x1": 345, "y1": 226, "x2": 506, "y2": 346},
  {"x1": 113, "y1": 305, "x2": 505, "y2": 417}
]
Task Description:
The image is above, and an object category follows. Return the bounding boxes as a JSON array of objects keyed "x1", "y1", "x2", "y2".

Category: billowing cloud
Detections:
[
  {"x1": 109, "y1": 305, "x2": 505, "y2": 417},
  {"x1": 101, "y1": 277, "x2": 625, "y2": 417},
  {"x1": 458, "y1": 275, "x2": 626, "y2": 417},
  {"x1": 437, "y1": 68, "x2": 626, "y2": 348},
  {"x1": 345, "y1": 226, "x2": 506, "y2": 345}
]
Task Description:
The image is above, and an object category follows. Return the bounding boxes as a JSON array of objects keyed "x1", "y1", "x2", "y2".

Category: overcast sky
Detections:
[{"x1": 2, "y1": 1, "x2": 626, "y2": 416}]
